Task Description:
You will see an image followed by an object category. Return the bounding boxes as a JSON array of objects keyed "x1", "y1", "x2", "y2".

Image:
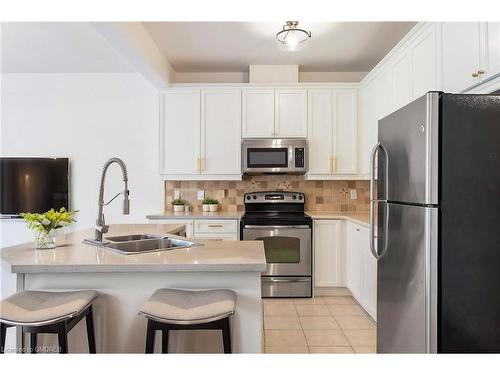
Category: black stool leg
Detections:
[
  {"x1": 85, "y1": 306, "x2": 96, "y2": 353},
  {"x1": 145, "y1": 319, "x2": 155, "y2": 354},
  {"x1": 57, "y1": 322, "x2": 68, "y2": 354},
  {"x1": 221, "y1": 317, "x2": 232, "y2": 354},
  {"x1": 0, "y1": 323, "x2": 6, "y2": 354},
  {"x1": 30, "y1": 333, "x2": 37, "y2": 354},
  {"x1": 161, "y1": 329, "x2": 169, "y2": 354}
]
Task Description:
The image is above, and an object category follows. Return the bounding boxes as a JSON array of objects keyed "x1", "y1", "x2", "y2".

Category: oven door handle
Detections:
[
  {"x1": 243, "y1": 225, "x2": 311, "y2": 229},
  {"x1": 265, "y1": 277, "x2": 311, "y2": 283}
]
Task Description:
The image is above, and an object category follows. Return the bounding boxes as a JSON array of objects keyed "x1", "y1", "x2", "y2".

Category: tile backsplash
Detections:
[{"x1": 164, "y1": 175, "x2": 369, "y2": 213}]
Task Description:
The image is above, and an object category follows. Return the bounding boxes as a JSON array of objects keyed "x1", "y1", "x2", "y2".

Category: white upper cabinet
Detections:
[
  {"x1": 201, "y1": 90, "x2": 242, "y2": 176},
  {"x1": 161, "y1": 90, "x2": 200, "y2": 175},
  {"x1": 391, "y1": 51, "x2": 412, "y2": 110},
  {"x1": 410, "y1": 23, "x2": 440, "y2": 98},
  {"x1": 307, "y1": 88, "x2": 358, "y2": 178},
  {"x1": 442, "y1": 22, "x2": 487, "y2": 92},
  {"x1": 160, "y1": 89, "x2": 242, "y2": 180},
  {"x1": 242, "y1": 89, "x2": 275, "y2": 138},
  {"x1": 486, "y1": 22, "x2": 500, "y2": 80},
  {"x1": 307, "y1": 89, "x2": 333, "y2": 175},
  {"x1": 333, "y1": 88, "x2": 358, "y2": 174},
  {"x1": 275, "y1": 89, "x2": 308, "y2": 138}
]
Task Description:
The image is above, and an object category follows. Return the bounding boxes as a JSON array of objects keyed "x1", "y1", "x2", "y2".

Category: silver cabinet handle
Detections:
[
  {"x1": 369, "y1": 142, "x2": 389, "y2": 260},
  {"x1": 207, "y1": 224, "x2": 223, "y2": 228}
]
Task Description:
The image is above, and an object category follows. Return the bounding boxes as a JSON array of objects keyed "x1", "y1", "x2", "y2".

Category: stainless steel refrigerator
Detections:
[{"x1": 370, "y1": 91, "x2": 500, "y2": 353}]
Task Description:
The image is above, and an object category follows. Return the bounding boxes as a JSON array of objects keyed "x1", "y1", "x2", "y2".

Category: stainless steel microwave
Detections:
[{"x1": 242, "y1": 138, "x2": 308, "y2": 174}]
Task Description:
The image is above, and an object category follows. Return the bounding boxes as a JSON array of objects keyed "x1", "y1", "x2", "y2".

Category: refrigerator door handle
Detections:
[{"x1": 369, "y1": 142, "x2": 390, "y2": 260}]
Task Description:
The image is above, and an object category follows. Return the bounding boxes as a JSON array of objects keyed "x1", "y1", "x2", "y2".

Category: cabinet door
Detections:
[
  {"x1": 333, "y1": 88, "x2": 357, "y2": 174},
  {"x1": 411, "y1": 24, "x2": 440, "y2": 99},
  {"x1": 360, "y1": 226, "x2": 377, "y2": 320},
  {"x1": 359, "y1": 81, "x2": 377, "y2": 176},
  {"x1": 375, "y1": 68, "x2": 393, "y2": 119},
  {"x1": 242, "y1": 89, "x2": 275, "y2": 138},
  {"x1": 442, "y1": 22, "x2": 484, "y2": 92},
  {"x1": 161, "y1": 90, "x2": 200, "y2": 175},
  {"x1": 487, "y1": 22, "x2": 500, "y2": 80},
  {"x1": 275, "y1": 89, "x2": 308, "y2": 138},
  {"x1": 314, "y1": 220, "x2": 343, "y2": 287},
  {"x1": 307, "y1": 89, "x2": 333, "y2": 175},
  {"x1": 201, "y1": 90, "x2": 242, "y2": 176},
  {"x1": 391, "y1": 51, "x2": 412, "y2": 110},
  {"x1": 346, "y1": 222, "x2": 362, "y2": 301}
]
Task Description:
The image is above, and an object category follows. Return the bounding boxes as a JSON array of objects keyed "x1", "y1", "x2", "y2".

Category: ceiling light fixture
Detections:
[{"x1": 276, "y1": 21, "x2": 311, "y2": 52}]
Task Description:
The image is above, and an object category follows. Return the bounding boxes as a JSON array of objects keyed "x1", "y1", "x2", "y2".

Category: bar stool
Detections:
[
  {"x1": 139, "y1": 288, "x2": 236, "y2": 354},
  {"x1": 0, "y1": 290, "x2": 98, "y2": 354}
]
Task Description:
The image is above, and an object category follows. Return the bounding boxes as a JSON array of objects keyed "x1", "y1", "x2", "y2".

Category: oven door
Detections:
[{"x1": 242, "y1": 225, "x2": 311, "y2": 276}]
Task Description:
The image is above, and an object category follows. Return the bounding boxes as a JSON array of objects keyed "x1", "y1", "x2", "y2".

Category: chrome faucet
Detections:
[{"x1": 94, "y1": 157, "x2": 130, "y2": 242}]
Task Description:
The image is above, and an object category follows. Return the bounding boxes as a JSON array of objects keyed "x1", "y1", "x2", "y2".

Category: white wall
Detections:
[
  {"x1": 174, "y1": 71, "x2": 368, "y2": 83},
  {"x1": 0, "y1": 73, "x2": 163, "y2": 247}
]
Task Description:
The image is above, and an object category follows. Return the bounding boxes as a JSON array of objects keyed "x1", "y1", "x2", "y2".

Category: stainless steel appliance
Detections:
[
  {"x1": 242, "y1": 138, "x2": 307, "y2": 174},
  {"x1": 240, "y1": 191, "x2": 312, "y2": 297},
  {"x1": 371, "y1": 92, "x2": 500, "y2": 353}
]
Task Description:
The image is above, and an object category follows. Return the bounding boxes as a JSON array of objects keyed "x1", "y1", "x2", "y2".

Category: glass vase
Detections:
[{"x1": 35, "y1": 231, "x2": 56, "y2": 249}]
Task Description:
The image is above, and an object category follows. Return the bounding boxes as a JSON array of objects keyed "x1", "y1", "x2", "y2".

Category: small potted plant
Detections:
[
  {"x1": 21, "y1": 207, "x2": 77, "y2": 249},
  {"x1": 172, "y1": 198, "x2": 186, "y2": 212},
  {"x1": 202, "y1": 197, "x2": 212, "y2": 212},
  {"x1": 202, "y1": 198, "x2": 219, "y2": 212},
  {"x1": 209, "y1": 199, "x2": 219, "y2": 212}
]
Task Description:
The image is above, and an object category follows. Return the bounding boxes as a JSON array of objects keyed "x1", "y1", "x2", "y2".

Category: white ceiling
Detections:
[
  {"x1": 1, "y1": 22, "x2": 135, "y2": 73},
  {"x1": 142, "y1": 22, "x2": 417, "y2": 72}
]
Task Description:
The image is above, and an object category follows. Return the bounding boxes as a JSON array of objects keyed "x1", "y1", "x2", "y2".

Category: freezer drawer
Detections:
[{"x1": 377, "y1": 202, "x2": 438, "y2": 353}]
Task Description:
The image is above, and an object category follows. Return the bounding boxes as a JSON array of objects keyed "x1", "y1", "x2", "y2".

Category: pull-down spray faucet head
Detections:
[{"x1": 123, "y1": 182, "x2": 130, "y2": 215}]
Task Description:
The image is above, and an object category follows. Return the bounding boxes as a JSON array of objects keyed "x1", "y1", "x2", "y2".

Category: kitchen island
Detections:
[{"x1": 0, "y1": 224, "x2": 266, "y2": 353}]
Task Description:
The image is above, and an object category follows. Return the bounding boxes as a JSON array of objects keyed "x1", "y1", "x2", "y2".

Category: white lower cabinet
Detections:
[
  {"x1": 148, "y1": 218, "x2": 239, "y2": 241},
  {"x1": 314, "y1": 219, "x2": 376, "y2": 320},
  {"x1": 346, "y1": 221, "x2": 377, "y2": 320},
  {"x1": 313, "y1": 220, "x2": 343, "y2": 287}
]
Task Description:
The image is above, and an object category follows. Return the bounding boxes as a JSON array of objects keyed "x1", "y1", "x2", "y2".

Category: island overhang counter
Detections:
[{"x1": 0, "y1": 224, "x2": 266, "y2": 353}]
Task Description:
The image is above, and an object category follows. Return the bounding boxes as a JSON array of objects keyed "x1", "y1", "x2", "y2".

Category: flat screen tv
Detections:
[{"x1": 0, "y1": 157, "x2": 69, "y2": 217}]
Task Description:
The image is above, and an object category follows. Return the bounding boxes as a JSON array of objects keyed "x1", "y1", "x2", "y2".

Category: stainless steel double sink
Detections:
[{"x1": 83, "y1": 233, "x2": 200, "y2": 255}]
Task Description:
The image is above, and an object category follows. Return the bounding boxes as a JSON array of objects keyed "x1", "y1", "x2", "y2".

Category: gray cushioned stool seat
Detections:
[
  {"x1": 139, "y1": 288, "x2": 237, "y2": 324},
  {"x1": 0, "y1": 290, "x2": 98, "y2": 326}
]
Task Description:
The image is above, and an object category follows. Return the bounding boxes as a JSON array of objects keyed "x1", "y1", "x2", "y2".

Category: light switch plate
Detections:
[
  {"x1": 350, "y1": 189, "x2": 358, "y2": 200},
  {"x1": 174, "y1": 190, "x2": 180, "y2": 199},
  {"x1": 197, "y1": 190, "x2": 205, "y2": 200}
]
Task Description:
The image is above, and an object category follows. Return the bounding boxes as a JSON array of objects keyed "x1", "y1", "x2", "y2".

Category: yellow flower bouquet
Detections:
[{"x1": 21, "y1": 208, "x2": 77, "y2": 249}]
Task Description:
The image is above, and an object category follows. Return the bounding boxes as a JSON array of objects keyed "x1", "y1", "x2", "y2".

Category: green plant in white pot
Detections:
[
  {"x1": 202, "y1": 198, "x2": 219, "y2": 212},
  {"x1": 172, "y1": 198, "x2": 186, "y2": 213},
  {"x1": 21, "y1": 208, "x2": 77, "y2": 249}
]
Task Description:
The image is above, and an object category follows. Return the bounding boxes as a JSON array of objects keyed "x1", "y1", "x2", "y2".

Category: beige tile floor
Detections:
[{"x1": 263, "y1": 295, "x2": 376, "y2": 354}]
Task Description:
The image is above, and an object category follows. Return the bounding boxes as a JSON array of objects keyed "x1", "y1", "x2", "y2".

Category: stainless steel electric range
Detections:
[{"x1": 240, "y1": 191, "x2": 312, "y2": 298}]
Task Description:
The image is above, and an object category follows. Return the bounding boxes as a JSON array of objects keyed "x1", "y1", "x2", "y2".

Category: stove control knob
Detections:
[
  {"x1": 253, "y1": 195, "x2": 257, "y2": 200},
  {"x1": 292, "y1": 195, "x2": 297, "y2": 200},
  {"x1": 246, "y1": 195, "x2": 251, "y2": 200},
  {"x1": 298, "y1": 195, "x2": 303, "y2": 200}
]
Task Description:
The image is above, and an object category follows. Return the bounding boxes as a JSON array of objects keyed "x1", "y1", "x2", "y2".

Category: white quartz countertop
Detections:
[
  {"x1": 306, "y1": 211, "x2": 370, "y2": 227},
  {"x1": 146, "y1": 211, "x2": 244, "y2": 220},
  {"x1": 0, "y1": 224, "x2": 266, "y2": 274}
]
